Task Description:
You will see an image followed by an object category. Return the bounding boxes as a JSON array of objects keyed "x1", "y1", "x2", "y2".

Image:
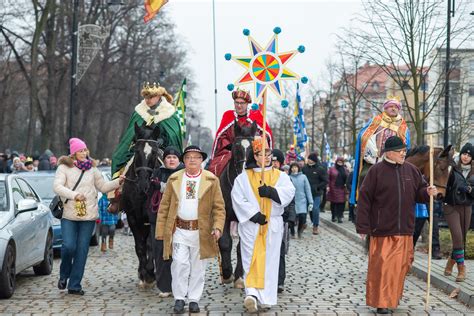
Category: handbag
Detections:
[{"x1": 50, "y1": 170, "x2": 85, "y2": 219}]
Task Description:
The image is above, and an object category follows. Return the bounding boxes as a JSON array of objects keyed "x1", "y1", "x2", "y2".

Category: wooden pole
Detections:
[
  {"x1": 425, "y1": 135, "x2": 434, "y2": 310},
  {"x1": 260, "y1": 90, "x2": 268, "y2": 182}
]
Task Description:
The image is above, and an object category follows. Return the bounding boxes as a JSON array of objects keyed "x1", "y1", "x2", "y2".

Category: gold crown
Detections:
[
  {"x1": 252, "y1": 136, "x2": 264, "y2": 153},
  {"x1": 142, "y1": 82, "x2": 161, "y2": 94},
  {"x1": 386, "y1": 95, "x2": 401, "y2": 102}
]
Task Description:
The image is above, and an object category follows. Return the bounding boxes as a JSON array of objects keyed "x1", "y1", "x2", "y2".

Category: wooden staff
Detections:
[
  {"x1": 260, "y1": 90, "x2": 268, "y2": 182},
  {"x1": 213, "y1": 237, "x2": 223, "y2": 284},
  {"x1": 425, "y1": 135, "x2": 434, "y2": 310}
]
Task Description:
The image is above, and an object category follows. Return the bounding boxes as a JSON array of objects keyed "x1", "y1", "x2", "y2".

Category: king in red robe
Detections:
[{"x1": 209, "y1": 89, "x2": 273, "y2": 177}]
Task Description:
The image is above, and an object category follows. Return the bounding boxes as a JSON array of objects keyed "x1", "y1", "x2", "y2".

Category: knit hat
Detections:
[
  {"x1": 460, "y1": 143, "x2": 473, "y2": 156},
  {"x1": 307, "y1": 152, "x2": 319, "y2": 163},
  {"x1": 163, "y1": 146, "x2": 181, "y2": 160},
  {"x1": 69, "y1": 138, "x2": 87, "y2": 156},
  {"x1": 272, "y1": 149, "x2": 285, "y2": 165},
  {"x1": 383, "y1": 98, "x2": 401, "y2": 111},
  {"x1": 383, "y1": 136, "x2": 406, "y2": 152}
]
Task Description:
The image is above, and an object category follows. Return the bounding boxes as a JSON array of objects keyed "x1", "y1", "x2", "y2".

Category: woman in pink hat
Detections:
[{"x1": 53, "y1": 138, "x2": 124, "y2": 295}]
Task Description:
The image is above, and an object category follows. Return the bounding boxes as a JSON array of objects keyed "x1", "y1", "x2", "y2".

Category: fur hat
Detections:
[{"x1": 307, "y1": 152, "x2": 319, "y2": 163}]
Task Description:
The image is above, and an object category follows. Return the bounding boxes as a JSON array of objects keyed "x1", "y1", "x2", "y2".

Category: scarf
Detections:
[
  {"x1": 74, "y1": 159, "x2": 92, "y2": 171},
  {"x1": 461, "y1": 163, "x2": 471, "y2": 178},
  {"x1": 335, "y1": 164, "x2": 347, "y2": 188}
]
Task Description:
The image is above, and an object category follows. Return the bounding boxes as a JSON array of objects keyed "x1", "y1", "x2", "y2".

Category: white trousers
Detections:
[{"x1": 171, "y1": 242, "x2": 207, "y2": 302}]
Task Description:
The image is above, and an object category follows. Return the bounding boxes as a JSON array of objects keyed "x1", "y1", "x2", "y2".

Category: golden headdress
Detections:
[{"x1": 141, "y1": 82, "x2": 173, "y2": 103}]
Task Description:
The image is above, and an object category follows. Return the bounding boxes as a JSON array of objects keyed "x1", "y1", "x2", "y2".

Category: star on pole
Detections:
[{"x1": 225, "y1": 27, "x2": 308, "y2": 108}]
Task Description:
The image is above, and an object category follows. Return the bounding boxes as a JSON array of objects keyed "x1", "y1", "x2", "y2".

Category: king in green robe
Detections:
[{"x1": 111, "y1": 95, "x2": 183, "y2": 178}]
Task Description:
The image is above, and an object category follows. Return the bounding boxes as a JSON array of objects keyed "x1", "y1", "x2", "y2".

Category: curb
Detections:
[{"x1": 320, "y1": 216, "x2": 474, "y2": 307}]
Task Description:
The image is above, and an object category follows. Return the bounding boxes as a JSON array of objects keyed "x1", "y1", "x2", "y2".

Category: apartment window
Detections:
[
  {"x1": 469, "y1": 85, "x2": 474, "y2": 97},
  {"x1": 372, "y1": 81, "x2": 380, "y2": 92},
  {"x1": 470, "y1": 60, "x2": 474, "y2": 72}
]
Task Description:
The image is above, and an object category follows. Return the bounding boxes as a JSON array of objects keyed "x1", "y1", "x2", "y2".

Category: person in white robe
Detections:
[{"x1": 231, "y1": 137, "x2": 295, "y2": 313}]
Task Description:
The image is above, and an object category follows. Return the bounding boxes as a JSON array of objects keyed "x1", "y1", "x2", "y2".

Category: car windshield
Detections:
[
  {"x1": 22, "y1": 176, "x2": 55, "y2": 200},
  {"x1": 0, "y1": 181, "x2": 7, "y2": 211}
]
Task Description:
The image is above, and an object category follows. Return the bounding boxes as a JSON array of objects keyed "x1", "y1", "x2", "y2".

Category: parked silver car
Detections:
[{"x1": 0, "y1": 174, "x2": 53, "y2": 299}]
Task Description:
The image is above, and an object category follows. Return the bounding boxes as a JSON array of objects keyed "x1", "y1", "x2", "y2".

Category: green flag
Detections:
[{"x1": 175, "y1": 78, "x2": 187, "y2": 139}]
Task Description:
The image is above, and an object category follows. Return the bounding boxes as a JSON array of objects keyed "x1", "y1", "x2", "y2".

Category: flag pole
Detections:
[
  {"x1": 212, "y1": 0, "x2": 218, "y2": 132},
  {"x1": 260, "y1": 90, "x2": 268, "y2": 183},
  {"x1": 425, "y1": 135, "x2": 434, "y2": 311}
]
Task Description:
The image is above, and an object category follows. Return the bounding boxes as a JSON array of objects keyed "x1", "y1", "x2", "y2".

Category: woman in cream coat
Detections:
[{"x1": 54, "y1": 138, "x2": 123, "y2": 295}]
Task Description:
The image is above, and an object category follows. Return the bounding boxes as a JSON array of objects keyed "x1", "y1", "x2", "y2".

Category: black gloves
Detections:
[
  {"x1": 249, "y1": 212, "x2": 267, "y2": 225},
  {"x1": 258, "y1": 184, "x2": 281, "y2": 204},
  {"x1": 459, "y1": 185, "x2": 472, "y2": 193}
]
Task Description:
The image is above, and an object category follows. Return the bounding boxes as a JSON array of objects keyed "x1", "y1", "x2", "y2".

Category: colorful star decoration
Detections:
[{"x1": 225, "y1": 27, "x2": 308, "y2": 107}]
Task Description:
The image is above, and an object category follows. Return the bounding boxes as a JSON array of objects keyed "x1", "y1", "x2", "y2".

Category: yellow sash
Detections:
[{"x1": 245, "y1": 168, "x2": 280, "y2": 289}]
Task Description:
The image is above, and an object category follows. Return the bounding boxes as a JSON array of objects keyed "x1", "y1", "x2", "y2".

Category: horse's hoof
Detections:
[
  {"x1": 234, "y1": 277, "x2": 245, "y2": 289},
  {"x1": 222, "y1": 274, "x2": 234, "y2": 284},
  {"x1": 144, "y1": 280, "x2": 156, "y2": 289},
  {"x1": 138, "y1": 280, "x2": 146, "y2": 289}
]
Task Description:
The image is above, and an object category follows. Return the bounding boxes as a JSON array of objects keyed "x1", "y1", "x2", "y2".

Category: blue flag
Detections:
[{"x1": 293, "y1": 83, "x2": 308, "y2": 150}]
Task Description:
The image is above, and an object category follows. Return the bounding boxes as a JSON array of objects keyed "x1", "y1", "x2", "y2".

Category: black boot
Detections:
[
  {"x1": 376, "y1": 308, "x2": 389, "y2": 314},
  {"x1": 189, "y1": 302, "x2": 200, "y2": 313},
  {"x1": 173, "y1": 300, "x2": 185, "y2": 314},
  {"x1": 432, "y1": 247, "x2": 442, "y2": 260},
  {"x1": 57, "y1": 278, "x2": 67, "y2": 290}
]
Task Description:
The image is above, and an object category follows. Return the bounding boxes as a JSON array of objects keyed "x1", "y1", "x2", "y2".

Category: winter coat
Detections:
[
  {"x1": 37, "y1": 154, "x2": 52, "y2": 171},
  {"x1": 302, "y1": 162, "x2": 328, "y2": 197},
  {"x1": 444, "y1": 158, "x2": 474, "y2": 206},
  {"x1": 289, "y1": 172, "x2": 313, "y2": 214},
  {"x1": 356, "y1": 159, "x2": 430, "y2": 237},
  {"x1": 327, "y1": 166, "x2": 349, "y2": 203},
  {"x1": 156, "y1": 169, "x2": 226, "y2": 260},
  {"x1": 53, "y1": 156, "x2": 121, "y2": 221}
]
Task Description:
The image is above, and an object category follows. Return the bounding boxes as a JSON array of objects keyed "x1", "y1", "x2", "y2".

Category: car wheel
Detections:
[
  {"x1": 33, "y1": 232, "x2": 53, "y2": 276},
  {"x1": 0, "y1": 243, "x2": 16, "y2": 299}
]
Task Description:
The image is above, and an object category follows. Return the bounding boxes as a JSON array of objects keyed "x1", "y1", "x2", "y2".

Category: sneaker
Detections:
[
  {"x1": 67, "y1": 289, "x2": 85, "y2": 295},
  {"x1": 158, "y1": 291, "x2": 172, "y2": 298},
  {"x1": 173, "y1": 299, "x2": 185, "y2": 314},
  {"x1": 189, "y1": 302, "x2": 200, "y2": 313},
  {"x1": 57, "y1": 278, "x2": 67, "y2": 290},
  {"x1": 244, "y1": 295, "x2": 258, "y2": 313},
  {"x1": 234, "y1": 277, "x2": 245, "y2": 289}
]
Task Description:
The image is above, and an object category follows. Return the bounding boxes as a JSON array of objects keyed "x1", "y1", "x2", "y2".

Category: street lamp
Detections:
[
  {"x1": 68, "y1": 0, "x2": 123, "y2": 139},
  {"x1": 443, "y1": 0, "x2": 455, "y2": 147}
]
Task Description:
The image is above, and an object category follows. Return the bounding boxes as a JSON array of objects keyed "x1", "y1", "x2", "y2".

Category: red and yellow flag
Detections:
[{"x1": 144, "y1": 0, "x2": 168, "y2": 23}]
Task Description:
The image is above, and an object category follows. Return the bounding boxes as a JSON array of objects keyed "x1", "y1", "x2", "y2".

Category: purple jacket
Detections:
[{"x1": 327, "y1": 166, "x2": 348, "y2": 203}]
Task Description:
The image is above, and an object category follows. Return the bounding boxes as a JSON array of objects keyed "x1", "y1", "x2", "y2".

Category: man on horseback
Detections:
[
  {"x1": 350, "y1": 96, "x2": 410, "y2": 205},
  {"x1": 208, "y1": 88, "x2": 272, "y2": 177},
  {"x1": 109, "y1": 82, "x2": 183, "y2": 209}
]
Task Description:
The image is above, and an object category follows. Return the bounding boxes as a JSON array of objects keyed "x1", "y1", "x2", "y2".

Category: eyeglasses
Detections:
[
  {"x1": 394, "y1": 149, "x2": 407, "y2": 154},
  {"x1": 184, "y1": 155, "x2": 203, "y2": 161},
  {"x1": 234, "y1": 101, "x2": 248, "y2": 106}
]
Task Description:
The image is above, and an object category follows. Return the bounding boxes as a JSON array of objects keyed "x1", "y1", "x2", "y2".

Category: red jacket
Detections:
[
  {"x1": 356, "y1": 159, "x2": 430, "y2": 237},
  {"x1": 327, "y1": 166, "x2": 348, "y2": 203}
]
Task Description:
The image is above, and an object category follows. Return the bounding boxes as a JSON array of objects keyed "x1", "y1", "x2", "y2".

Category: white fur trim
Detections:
[{"x1": 135, "y1": 98, "x2": 176, "y2": 126}]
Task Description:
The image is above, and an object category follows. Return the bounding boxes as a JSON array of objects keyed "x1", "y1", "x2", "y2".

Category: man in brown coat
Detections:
[
  {"x1": 356, "y1": 136, "x2": 438, "y2": 314},
  {"x1": 156, "y1": 145, "x2": 225, "y2": 314}
]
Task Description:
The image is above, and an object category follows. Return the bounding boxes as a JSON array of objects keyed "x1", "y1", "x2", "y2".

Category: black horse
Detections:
[
  {"x1": 218, "y1": 121, "x2": 257, "y2": 287},
  {"x1": 121, "y1": 122, "x2": 164, "y2": 289}
]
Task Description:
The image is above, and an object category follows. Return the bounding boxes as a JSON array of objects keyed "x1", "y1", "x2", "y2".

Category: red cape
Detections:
[{"x1": 211, "y1": 109, "x2": 273, "y2": 159}]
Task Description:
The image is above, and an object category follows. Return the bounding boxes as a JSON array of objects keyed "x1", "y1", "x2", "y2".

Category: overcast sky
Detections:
[{"x1": 166, "y1": 0, "x2": 363, "y2": 133}]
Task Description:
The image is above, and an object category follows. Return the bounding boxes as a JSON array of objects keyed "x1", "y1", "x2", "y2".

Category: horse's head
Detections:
[
  {"x1": 406, "y1": 144, "x2": 454, "y2": 199},
  {"x1": 432, "y1": 144, "x2": 454, "y2": 199},
  {"x1": 233, "y1": 121, "x2": 257, "y2": 174},
  {"x1": 132, "y1": 122, "x2": 164, "y2": 194}
]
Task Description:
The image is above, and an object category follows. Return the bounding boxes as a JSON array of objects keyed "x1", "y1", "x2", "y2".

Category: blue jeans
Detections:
[
  {"x1": 60, "y1": 219, "x2": 95, "y2": 291},
  {"x1": 311, "y1": 196, "x2": 322, "y2": 227}
]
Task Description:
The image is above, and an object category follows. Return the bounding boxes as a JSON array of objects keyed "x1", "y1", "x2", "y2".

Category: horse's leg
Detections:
[
  {"x1": 218, "y1": 219, "x2": 233, "y2": 282},
  {"x1": 127, "y1": 211, "x2": 153, "y2": 287},
  {"x1": 234, "y1": 239, "x2": 244, "y2": 280},
  {"x1": 144, "y1": 223, "x2": 156, "y2": 285}
]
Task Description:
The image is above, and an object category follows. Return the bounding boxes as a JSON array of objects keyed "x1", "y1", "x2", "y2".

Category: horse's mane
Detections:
[{"x1": 406, "y1": 145, "x2": 430, "y2": 158}]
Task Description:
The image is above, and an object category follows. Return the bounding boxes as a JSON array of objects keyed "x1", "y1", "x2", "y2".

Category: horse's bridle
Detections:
[
  {"x1": 225, "y1": 136, "x2": 252, "y2": 188},
  {"x1": 124, "y1": 139, "x2": 164, "y2": 183}
]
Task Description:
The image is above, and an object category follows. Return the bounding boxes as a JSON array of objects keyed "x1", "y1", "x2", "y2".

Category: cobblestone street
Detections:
[{"x1": 1, "y1": 222, "x2": 473, "y2": 315}]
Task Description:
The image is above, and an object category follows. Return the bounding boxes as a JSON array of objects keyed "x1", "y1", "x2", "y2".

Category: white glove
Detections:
[
  {"x1": 308, "y1": 204, "x2": 313, "y2": 212},
  {"x1": 160, "y1": 181, "x2": 167, "y2": 193}
]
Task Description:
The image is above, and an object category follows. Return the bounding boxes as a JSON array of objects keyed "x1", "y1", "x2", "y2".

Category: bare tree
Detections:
[{"x1": 341, "y1": 0, "x2": 473, "y2": 145}]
